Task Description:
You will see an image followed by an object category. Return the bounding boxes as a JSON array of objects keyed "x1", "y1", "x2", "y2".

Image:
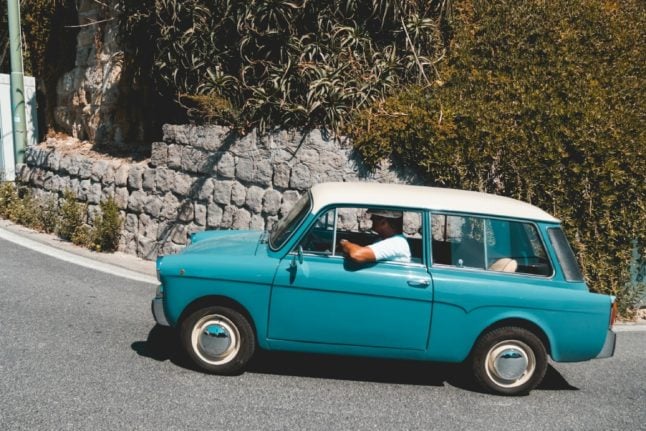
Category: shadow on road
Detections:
[
  {"x1": 132, "y1": 325, "x2": 578, "y2": 394},
  {"x1": 131, "y1": 325, "x2": 198, "y2": 371},
  {"x1": 248, "y1": 350, "x2": 476, "y2": 390},
  {"x1": 538, "y1": 364, "x2": 579, "y2": 391}
]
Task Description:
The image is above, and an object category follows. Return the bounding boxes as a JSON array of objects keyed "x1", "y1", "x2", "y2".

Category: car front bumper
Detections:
[
  {"x1": 595, "y1": 329, "x2": 616, "y2": 359},
  {"x1": 151, "y1": 295, "x2": 170, "y2": 327}
]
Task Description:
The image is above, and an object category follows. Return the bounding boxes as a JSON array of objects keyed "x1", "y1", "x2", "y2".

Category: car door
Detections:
[
  {"x1": 427, "y1": 213, "x2": 557, "y2": 362},
  {"x1": 268, "y1": 207, "x2": 433, "y2": 351}
]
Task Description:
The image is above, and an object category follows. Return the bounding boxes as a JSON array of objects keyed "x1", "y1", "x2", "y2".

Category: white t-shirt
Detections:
[{"x1": 368, "y1": 234, "x2": 411, "y2": 262}]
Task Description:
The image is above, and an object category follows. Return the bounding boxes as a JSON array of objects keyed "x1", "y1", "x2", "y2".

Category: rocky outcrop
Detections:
[{"x1": 54, "y1": 0, "x2": 127, "y2": 147}]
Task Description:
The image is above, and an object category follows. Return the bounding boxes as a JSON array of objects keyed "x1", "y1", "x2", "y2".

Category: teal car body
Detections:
[{"x1": 152, "y1": 182, "x2": 616, "y2": 394}]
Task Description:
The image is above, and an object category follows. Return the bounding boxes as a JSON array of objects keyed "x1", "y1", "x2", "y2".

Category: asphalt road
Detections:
[{"x1": 0, "y1": 237, "x2": 644, "y2": 430}]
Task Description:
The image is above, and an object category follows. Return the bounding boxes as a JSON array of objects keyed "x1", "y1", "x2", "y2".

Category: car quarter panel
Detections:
[{"x1": 427, "y1": 267, "x2": 612, "y2": 363}]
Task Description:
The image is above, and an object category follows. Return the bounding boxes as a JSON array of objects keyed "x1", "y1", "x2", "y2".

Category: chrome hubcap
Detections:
[
  {"x1": 191, "y1": 314, "x2": 240, "y2": 365},
  {"x1": 485, "y1": 340, "x2": 535, "y2": 388}
]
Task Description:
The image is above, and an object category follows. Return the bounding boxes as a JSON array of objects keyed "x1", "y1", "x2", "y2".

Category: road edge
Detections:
[{"x1": 0, "y1": 224, "x2": 157, "y2": 285}]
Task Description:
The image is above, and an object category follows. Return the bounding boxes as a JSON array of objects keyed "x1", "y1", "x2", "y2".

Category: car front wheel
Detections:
[
  {"x1": 471, "y1": 326, "x2": 547, "y2": 396},
  {"x1": 180, "y1": 306, "x2": 255, "y2": 375}
]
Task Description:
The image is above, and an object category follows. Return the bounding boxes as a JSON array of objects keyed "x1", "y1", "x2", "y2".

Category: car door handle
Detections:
[{"x1": 407, "y1": 278, "x2": 430, "y2": 288}]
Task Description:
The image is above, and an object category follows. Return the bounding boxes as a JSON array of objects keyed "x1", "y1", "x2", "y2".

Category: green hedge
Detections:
[{"x1": 347, "y1": 0, "x2": 645, "y2": 314}]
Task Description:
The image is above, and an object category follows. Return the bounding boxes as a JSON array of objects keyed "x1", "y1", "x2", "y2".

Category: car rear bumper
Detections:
[
  {"x1": 152, "y1": 296, "x2": 170, "y2": 327},
  {"x1": 595, "y1": 329, "x2": 616, "y2": 359}
]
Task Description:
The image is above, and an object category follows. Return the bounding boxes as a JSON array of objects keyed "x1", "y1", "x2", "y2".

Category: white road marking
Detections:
[{"x1": 0, "y1": 227, "x2": 157, "y2": 285}]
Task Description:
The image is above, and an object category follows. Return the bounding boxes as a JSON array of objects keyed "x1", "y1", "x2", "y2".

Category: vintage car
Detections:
[{"x1": 152, "y1": 182, "x2": 616, "y2": 395}]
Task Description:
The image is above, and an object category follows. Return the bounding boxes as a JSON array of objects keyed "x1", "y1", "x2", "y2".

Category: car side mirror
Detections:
[
  {"x1": 297, "y1": 245, "x2": 304, "y2": 264},
  {"x1": 290, "y1": 245, "x2": 304, "y2": 270}
]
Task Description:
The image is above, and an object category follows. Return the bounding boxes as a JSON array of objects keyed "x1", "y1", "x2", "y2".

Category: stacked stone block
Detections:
[{"x1": 19, "y1": 125, "x2": 416, "y2": 259}]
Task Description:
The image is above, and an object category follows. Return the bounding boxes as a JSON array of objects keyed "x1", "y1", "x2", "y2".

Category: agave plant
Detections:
[{"x1": 118, "y1": 0, "x2": 451, "y2": 132}]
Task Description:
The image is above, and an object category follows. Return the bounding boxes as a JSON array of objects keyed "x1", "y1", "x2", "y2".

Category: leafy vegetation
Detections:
[
  {"x1": 92, "y1": 196, "x2": 122, "y2": 252},
  {"x1": 37, "y1": 195, "x2": 59, "y2": 233},
  {"x1": 347, "y1": 0, "x2": 645, "y2": 314},
  {"x1": 118, "y1": 0, "x2": 451, "y2": 132},
  {"x1": 0, "y1": 183, "x2": 122, "y2": 253},
  {"x1": 57, "y1": 190, "x2": 87, "y2": 242},
  {"x1": 0, "y1": 181, "x2": 47, "y2": 228}
]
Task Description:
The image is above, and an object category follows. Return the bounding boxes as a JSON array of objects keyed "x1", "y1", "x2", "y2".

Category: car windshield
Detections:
[{"x1": 269, "y1": 192, "x2": 312, "y2": 250}]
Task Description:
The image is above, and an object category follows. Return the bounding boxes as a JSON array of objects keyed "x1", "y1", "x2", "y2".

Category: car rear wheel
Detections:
[
  {"x1": 471, "y1": 326, "x2": 547, "y2": 395},
  {"x1": 180, "y1": 306, "x2": 255, "y2": 375}
]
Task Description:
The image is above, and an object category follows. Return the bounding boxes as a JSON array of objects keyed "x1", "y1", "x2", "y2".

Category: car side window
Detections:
[
  {"x1": 299, "y1": 207, "x2": 424, "y2": 263},
  {"x1": 486, "y1": 219, "x2": 552, "y2": 276},
  {"x1": 431, "y1": 214, "x2": 552, "y2": 276},
  {"x1": 299, "y1": 208, "x2": 337, "y2": 255},
  {"x1": 431, "y1": 214, "x2": 485, "y2": 269}
]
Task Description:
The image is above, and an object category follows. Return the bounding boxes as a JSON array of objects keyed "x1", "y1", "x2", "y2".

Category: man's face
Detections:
[{"x1": 370, "y1": 215, "x2": 389, "y2": 235}]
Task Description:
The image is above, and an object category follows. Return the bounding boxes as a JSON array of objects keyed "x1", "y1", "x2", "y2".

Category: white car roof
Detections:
[{"x1": 310, "y1": 182, "x2": 559, "y2": 223}]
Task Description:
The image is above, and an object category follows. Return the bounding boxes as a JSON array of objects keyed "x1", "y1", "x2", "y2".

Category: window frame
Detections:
[
  {"x1": 547, "y1": 227, "x2": 584, "y2": 282},
  {"x1": 428, "y1": 211, "x2": 555, "y2": 278},
  {"x1": 292, "y1": 204, "x2": 428, "y2": 268},
  {"x1": 269, "y1": 191, "x2": 313, "y2": 251}
]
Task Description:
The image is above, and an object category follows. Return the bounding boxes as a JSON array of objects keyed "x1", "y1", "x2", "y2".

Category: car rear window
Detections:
[{"x1": 547, "y1": 227, "x2": 584, "y2": 281}]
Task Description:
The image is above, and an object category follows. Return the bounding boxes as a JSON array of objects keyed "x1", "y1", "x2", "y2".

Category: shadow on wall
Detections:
[
  {"x1": 91, "y1": 55, "x2": 181, "y2": 160},
  {"x1": 347, "y1": 141, "x2": 425, "y2": 186},
  {"x1": 149, "y1": 129, "x2": 242, "y2": 259},
  {"x1": 41, "y1": 1, "x2": 80, "y2": 140},
  {"x1": 145, "y1": 128, "x2": 424, "y2": 260},
  {"x1": 91, "y1": 1, "x2": 191, "y2": 160}
]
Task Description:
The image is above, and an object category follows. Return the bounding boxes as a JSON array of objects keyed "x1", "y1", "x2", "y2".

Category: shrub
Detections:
[
  {"x1": 92, "y1": 196, "x2": 122, "y2": 252},
  {"x1": 38, "y1": 196, "x2": 59, "y2": 234},
  {"x1": 11, "y1": 189, "x2": 43, "y2": 229},
  {"x1": 1, "y1": 185, "x2": 125, "y2": 254},
  {"x1": 0, "y1": 181, "x2": 18, "y2": 219},
  {"x1": 57, "y1": 190, "x2": 87, "y2": 242},
  {"x1": 347, "y1": 0, "x2": 645, "y2": 314},
  {"x1": 0, "y1": 1, "x2": 55, "y2": 75},
  {"x1": 1, "y1": 1, "x2": 79, "y2": 135},
  {"x1": 0, "y1": 183, "x2": 42, "y2": 228},
  {"x1": 71, "y1": 224, "x2": 93, "y2": 248}
]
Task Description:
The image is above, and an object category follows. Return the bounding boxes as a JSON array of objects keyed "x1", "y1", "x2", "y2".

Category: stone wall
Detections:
[{"x1": 18, "y1": 125, "x2": 418, "y2": 259}]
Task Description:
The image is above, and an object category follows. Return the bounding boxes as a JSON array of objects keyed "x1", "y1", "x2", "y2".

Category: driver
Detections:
[{"x1": 338, "y1": 209, "x2": 411, "y2": 263}]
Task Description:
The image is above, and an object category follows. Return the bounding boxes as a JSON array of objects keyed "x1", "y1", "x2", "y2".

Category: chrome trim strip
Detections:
[{"x1": 331, "y1": 207, "x2": 338, "y2": 256}]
